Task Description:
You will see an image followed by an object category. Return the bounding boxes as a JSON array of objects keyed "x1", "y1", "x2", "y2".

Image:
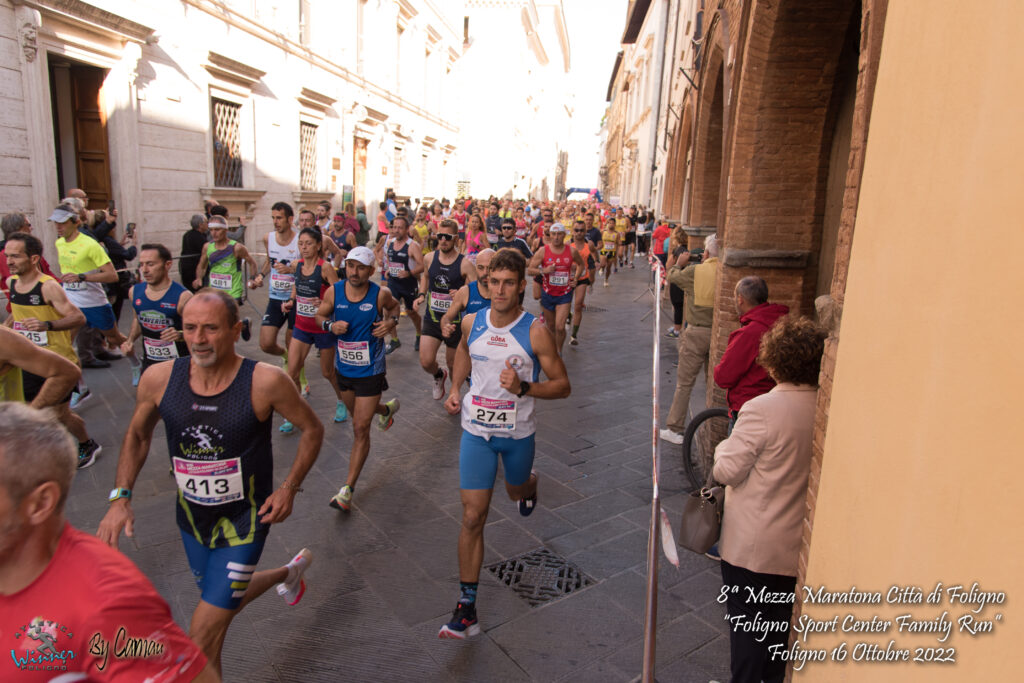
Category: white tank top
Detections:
[
  {"x1": 267, "y1": 231, "x2": 300, "y2": 300},
  {"x1": 461, "y1": 309, "x2": 539, "y2": 440}
]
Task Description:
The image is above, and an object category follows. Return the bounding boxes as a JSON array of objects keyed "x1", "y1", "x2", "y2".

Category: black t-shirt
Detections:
[
  {"x1": 495, "y1": 237, "x2": 533, "y2": 260},
  {"x1": 180, "y1": 229, "x2": 207, "y2": 279}
]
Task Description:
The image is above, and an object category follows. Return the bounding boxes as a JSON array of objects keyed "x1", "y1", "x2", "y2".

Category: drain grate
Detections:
[
  {"x1": 583, "y1": 305, "x2": 607, "y2": 313},
  {"x1": 486, "y1": 548, "x2": 594, "y2": 607}
]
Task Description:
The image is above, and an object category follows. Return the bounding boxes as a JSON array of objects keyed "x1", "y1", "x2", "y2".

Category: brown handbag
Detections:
[{"x1": 678, "y1": 480, "x2": 724, "y2": 554}]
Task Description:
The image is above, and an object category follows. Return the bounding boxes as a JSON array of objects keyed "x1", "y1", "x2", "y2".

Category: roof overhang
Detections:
[{"x1": 620, "y1": 0, "x2": 653, "y2": 44}]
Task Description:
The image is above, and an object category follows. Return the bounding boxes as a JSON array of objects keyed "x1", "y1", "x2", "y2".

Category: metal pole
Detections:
[{"x1": 641, "y1": 255, "x2": 666, "y2": 683}]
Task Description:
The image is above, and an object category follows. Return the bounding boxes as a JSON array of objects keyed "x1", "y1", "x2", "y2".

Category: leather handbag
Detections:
[{"x1": 678, "y1": 482, "x2": 724, "y2": 554}]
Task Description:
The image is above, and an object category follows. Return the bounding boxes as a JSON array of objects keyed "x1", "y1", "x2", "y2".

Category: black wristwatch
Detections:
[
  {"x1": 45, "y1": 320, "x2": 54, "y2": 331},
  {"x1": 322, "y1": 320, "x2": 333, "y2": 332},
  {"x1": 517, "y1": 381, "x2": 531, "y2": 398},
  {"x1": 77, "y1": 273, "x2": 86, "y2": 282}
]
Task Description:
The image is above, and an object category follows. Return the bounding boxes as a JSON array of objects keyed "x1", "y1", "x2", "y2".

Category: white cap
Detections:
[
  {"x1": 345, "y1": 246, "x2": 375, "y2": 266},
  {"x1": 48, "y1": 204, "x2": 78, "y2": 223},
  {"x1": 549, "y1": 222, "x2": 567, "y2": 233}
]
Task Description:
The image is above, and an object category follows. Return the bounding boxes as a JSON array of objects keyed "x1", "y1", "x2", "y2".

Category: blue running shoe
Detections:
[
  {"x1": 334, "y1": 401, "x2": 349, "y2": 423},
  {"x1": 438, "y1": 602, "x2": 480, "y2": 639}
]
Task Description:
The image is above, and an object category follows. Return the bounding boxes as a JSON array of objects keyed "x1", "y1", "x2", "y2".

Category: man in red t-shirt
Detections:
[
  {"x1": 651, "y1": 219, "x2": 672, "y2": 268},
  {"x1": 526, "y1": 223, "x2": 585, "y2": 353},
  {"x1": 0, "y1": 403, "x2": 216, "y2": 682}
]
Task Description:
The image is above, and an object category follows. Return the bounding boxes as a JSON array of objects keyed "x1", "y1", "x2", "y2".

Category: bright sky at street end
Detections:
[{"x1": 562, "y1": 0, "x2": 629, "y2": 190}]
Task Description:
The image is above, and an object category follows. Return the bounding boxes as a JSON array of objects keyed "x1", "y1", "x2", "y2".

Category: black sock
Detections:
[{"x1": 459, "y1": 581, "x2": 478, "y2": 606}]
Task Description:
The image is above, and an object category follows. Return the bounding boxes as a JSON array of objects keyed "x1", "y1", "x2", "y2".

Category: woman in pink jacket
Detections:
[{"x1": 712, "y1": 316, "x2": 826, "y2": 683}]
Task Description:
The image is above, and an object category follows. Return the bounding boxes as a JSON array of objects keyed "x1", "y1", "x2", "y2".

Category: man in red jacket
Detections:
[{"x1": 713, "y1": 276, "x2": 789, "y2": 425}]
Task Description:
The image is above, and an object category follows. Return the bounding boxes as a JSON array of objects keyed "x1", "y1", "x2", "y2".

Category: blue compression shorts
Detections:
[
  {"x1": 459, "y1": 430, "x2": 536, "y2": 490},
  {"x1": 180, "y1": 528, "x2": 268, "y2": 610}
]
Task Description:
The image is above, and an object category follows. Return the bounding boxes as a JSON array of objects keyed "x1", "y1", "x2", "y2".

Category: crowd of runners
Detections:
[{"x1": 0, "y1": 194, "x2": 662, "y2": 679}]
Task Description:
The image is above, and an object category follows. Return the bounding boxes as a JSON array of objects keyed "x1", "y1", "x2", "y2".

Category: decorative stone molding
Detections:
[
  {"x1": 204, "y1": 52, "x2": 266, "y2": 90},
  {"x1": 722, "y1": 249, "x2": 811, "y2": 269},
  {"x1": 297, "y1": 87, "x2": 337, "y2": 113},
  {"x1": 200, "y1": 188, "x2": 266, "y2": 218},
  {"x1": 13, "y1": 0, "x2": 154, "y2": 43},
  {"x1": 291, "y1": 191, "x2": 335, "y2": 207},
  {"x1": 19, "y1": 22, "x2": 37, "y2": 62},
  {"x1": 683, "y1": 224, "x2": 717, "y2": 239}
]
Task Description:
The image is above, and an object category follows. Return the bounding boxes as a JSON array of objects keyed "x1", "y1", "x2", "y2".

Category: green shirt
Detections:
[{"x1": 206, "y1": 240, "x2": 243, "y2": 299}]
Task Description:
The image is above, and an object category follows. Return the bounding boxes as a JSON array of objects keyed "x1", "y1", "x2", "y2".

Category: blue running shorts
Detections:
[
  {"x1": 459, "y1": 430, "x2": 536, "y2": 490},
  {"x1": 179, "y1": 528, "x2": 268, "y2": 610}
]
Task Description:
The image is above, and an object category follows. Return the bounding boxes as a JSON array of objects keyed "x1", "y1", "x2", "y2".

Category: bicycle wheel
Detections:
[{"x1": 682, "y1": 407, "x2": 730, "y2": 489}]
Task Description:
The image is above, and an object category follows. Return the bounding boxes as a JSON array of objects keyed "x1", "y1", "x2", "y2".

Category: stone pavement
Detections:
[{"x1": 63, "y1": 259, "x2": 731, "y2": 682}]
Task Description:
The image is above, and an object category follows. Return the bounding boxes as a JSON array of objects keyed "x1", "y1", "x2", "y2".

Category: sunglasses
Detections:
[
  {"x1": 436, "y1": 233, "x2": 456, "y2": 241},
  {"x1": 502, "y1": 225, "x2": 515, "y2": 229}
]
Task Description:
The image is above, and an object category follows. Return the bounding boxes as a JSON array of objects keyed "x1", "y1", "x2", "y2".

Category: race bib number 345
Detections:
[
  {"x1": 470, "y1": 395, "x2": 517, "y2": 431},
  {"x1": 173, "y1": 457, "x2": 243, "y2": 506},
  {"x1": 13, "y1": 321, "x2": 47, "y2": 347}
]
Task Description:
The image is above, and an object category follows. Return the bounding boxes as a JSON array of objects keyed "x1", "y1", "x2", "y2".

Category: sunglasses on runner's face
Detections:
[
  {"x1": 436, "y1": 233, "x2": 455, "y2": 241},
  {"x1": 502, "y1": 225, "x2": 515, "y2": 230}
]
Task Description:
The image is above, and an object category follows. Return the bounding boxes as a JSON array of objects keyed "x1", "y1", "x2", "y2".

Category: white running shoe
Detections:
[
  {"x1": 659, "y1": 428, "x2": 684, "y2": 445},
  {"x1": 432, "y1": 368, "x2": 448, "y2": 400},
  {"x1": 276, "y1": 548, "x2": 313, "y2": 605}
]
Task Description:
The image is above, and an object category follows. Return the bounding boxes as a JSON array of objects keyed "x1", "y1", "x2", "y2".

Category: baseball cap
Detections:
[
  {"x1": 549, "y1": 223, "x2": 567, "y2": 233},
  {"x1": 345, "y1": 246, "x2": 375, "y2": 266},
  {"x1": 48, "y1": 203, "x2": 78, "y2": 223}
]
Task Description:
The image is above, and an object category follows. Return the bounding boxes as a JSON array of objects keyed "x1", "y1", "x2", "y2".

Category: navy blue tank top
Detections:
[
  {"x1": 385, "y1": 239, "x2": 415, "y2": 291},
  {"x1": 131, "y1": 281, "x2": 189, "y2": 366},
  {"x1": 426, "y1": 252, "x2": 466, "y2": 322},
  {"x1": 332, "y1": 281, "x2": 386, "y2": 377},
  {"x1": 159, "y1": 358, "x2": 273, "y2": 548}
]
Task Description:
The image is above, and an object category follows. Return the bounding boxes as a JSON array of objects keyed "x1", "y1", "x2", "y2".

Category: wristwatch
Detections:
[
  {"x1": 391, "y1": 315, "x2": 400, "y2": 324},
  {"x1": 45, "y1": 320, "x2": 54, "y2": 330},
  {"x1": 77, "y1": 273, "x2": 86, "y2": 282},
  {"x1": 322, "y1": 320, "x2": 333, "y2": 332},
  {"x1": 517, "y1": 381, "x2": 531, "y2": 398},
  {"x1": 108, "y1": 487, "x2": 132, "y2": 503}
]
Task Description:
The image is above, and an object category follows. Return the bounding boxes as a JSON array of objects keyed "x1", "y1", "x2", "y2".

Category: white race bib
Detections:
[
  {"x1": 388, "y1": 264, "x2": 404, "y2": 278},
  {"x1": 295, "y1": 295, "x2": 318, "y2": 318},
  {"x1": 172, "y1": 457, "x2": 243, "y2": 506},
  {"x1": 470, "y1": 395, "x2": 517, "y2": 431},
  {"x1": 13, "y1": 321, "x2": 47, "y2": 347},
  {"x1": 604, "y1": 241, "x2": 617, "y2": 251},
  {"x1": 337, "y1": 340, "x2": 370, "y2": 366},
  {"x1": 63, "y1": 280, "x2": 87, "y2": 291},
  {"x1": 429, "y1": 291, "x2": 453, "y2": 313},
  {"x1": 549, "y1": 272, "x2": 570, "y2": 287},
  {"x1": 143, "y1": 337, "x2": 179, "y2": 361},
  {"x1": 210, "y1": 272, "x2": 232, "y2": 291},
  {"x1": 269, "y1": 270, "x2": 294, "y2": 298}
]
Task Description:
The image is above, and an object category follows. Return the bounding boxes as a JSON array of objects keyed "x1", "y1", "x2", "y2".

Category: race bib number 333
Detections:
[{"x1": 173, "y1": 457, "x2": 243, "y2": 505}]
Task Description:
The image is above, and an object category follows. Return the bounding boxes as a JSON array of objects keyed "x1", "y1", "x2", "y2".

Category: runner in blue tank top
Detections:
[
  {"x1": 315, "y1": 246, "x2": 402, "y2": 513},
  {"x1": 97, "y1": 290, "x2": 324, "y2": 676},
  {"x1": 122, "y1": 244, "x2": 191, "y2": 384},
  {"x1": 438, "y1": 249, "x2": 571, "y2": 640}
]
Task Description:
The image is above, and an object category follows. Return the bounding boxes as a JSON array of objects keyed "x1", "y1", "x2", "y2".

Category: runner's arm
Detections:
[
  {"x1": 122, "y1": 314, "x2": 142, "y2": 351},
  {"x1": 418, "y1": 251, "x2": 434, "y2": 298},
  {"x1": 440, "y1": 285, "x2": 468, "y2": 334},
  {"x1": 408, "y1": 241, "x2": 425, "y2": 277},
  {"x1": 0, "y1": 327, "x2": 80, "y2": 408},
  {"x1": 97, "y1": 362, "x2": 172, "y2": 547},
  {"x1": 322, "y1": 260, "x2": 340, "y2": 285},
  {"x1": 256, "y1": 364, "x2": 323, "y2": 524},
  {"x1": 193, "y1": 249, "x2": 209, "y2": 287},
  {"x1": 444, "y1": 314, "x2": 475, "y2": 414},
  {"x1": 502, "y1": 322, "x2": 570, "y2": 400},
  {"x1": 238, "y1": 242, "x2": 261, "y2": 284},
  {"x1": 39, "y1": 279, "x2": 86, "y2": 330},
  {"x1": 461, "y1": 256, "x2": 478, "y2": 282},
  {"x1": 526, "y1": 249, "x2": 545, "y2": 276},
  {"x1": 91, "y1": 261, "x2": 120, "y2": 284},
  {"x1": 371, "y1": 287, "x2": 401, "y2": 338},
  {"x1": 315, "y1": 283, "x2": 340, "y2": 332}
]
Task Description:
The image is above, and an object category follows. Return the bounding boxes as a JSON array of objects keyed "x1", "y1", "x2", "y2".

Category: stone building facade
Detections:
[{"x1": 0, "y1": 0, "x2": 463, "y2": 263}]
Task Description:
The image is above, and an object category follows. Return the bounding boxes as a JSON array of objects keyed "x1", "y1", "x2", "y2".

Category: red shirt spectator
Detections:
[
  {"x1": 714, "y1": 282, "x2": 790, "y2": 413},
  {"x1": 652, "y1": 222, "x2": 672, "y2": 256}
]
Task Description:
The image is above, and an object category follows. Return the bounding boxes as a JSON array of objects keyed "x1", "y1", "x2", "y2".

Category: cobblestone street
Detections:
[{"x1": 62, "y1": 264, "x2": 730, "y2": 682}]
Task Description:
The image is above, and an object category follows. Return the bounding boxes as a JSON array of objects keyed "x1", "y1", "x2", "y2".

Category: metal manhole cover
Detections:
[
  {"x1": 486, "y1": 548, "x2": 594, "y2": 607},
  {"x1": 583, "y1": 305, "x2": 607, "y2": 313}
]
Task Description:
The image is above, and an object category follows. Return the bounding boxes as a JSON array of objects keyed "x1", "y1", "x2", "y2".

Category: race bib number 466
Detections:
[
  {"x1": 470, "y1": 395, "x2": 517, "y2": 431},
  {"x1": 173, "y1": 457, "x2": 243, "y2": 506}
]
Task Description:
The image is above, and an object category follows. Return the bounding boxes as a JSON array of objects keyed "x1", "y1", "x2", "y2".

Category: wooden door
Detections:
[{"x1": 70, "y1": 65, "x2": 112, "y2": 210}]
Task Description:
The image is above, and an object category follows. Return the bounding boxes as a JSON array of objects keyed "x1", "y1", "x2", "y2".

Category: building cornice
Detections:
[
  {"x1": 180, "y1": 0, "x2": 458, "y2": 134},
  {"x1": 13, "y1": 0, "x2": 155, "y2": 44}
]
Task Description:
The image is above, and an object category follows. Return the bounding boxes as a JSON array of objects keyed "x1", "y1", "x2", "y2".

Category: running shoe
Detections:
[
  {"x1": 78, "y1": 439, "x2": 102, "y2": 469},
  {"x1": 659, "y1": 428, "x2": 684, "y2": 445},
  {"x1": 276, "y1": 548, "x2": 313, "y2": 605},
  {"x1": 518, "y1": 472, "x2": 538, "y2": 517},
  {"x1": 704, "y1": 543, "x2": 722, "y2": 562},
  {"x1": 241, "y1": 317, "x2": 252, "y2": 341},
  {"x1": 432, "y1": 368, "x2": 448, "y2": 400},
  {"x1": 377, "y1": 398, "x2": 400, "y2": 431},
  {"x1": 300, "y1": 384, "x2": 310, "y2": 400},
  {"x1": 334, "y1": 401, "x2": 349, "y2": 423},
  {"x1": 329, "y1": 484, "x2": 353, "y2": 512},
  {"x1": 414, "y1": 336, "x2": 421, "y2": 352},
  {"x1": 603, "y1": 281, "x2": 610, "y2": 288},
  {"x1": 69, "y1": 388, "x2": 92, "y2": 411},
  {"x1": 438, "y1": 602, "x2": 480, "y2": 639},
  {"x1": 385, "y1": 338, "x2": 401, "y2": 355},
  {"x1": 279, "y1": 420, "x2": 294, "y2": 434},
  {"x1": 131, "y1": 364, "x2": 141, "y2": 387},
  {"x1": 665, "y1": 329, "x2": 679, "y2": 338},
  {"x1": 569, "y1": 336, "x2": 579, "y2": 346}
]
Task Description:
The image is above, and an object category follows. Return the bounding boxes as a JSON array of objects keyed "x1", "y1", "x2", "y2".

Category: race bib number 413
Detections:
[
  {"x1": 172, "y1": 457, "x2": 243, "y2": 506},
  {"x1": 470, "y1": 395, "x2": 517, "y2": 431}
]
